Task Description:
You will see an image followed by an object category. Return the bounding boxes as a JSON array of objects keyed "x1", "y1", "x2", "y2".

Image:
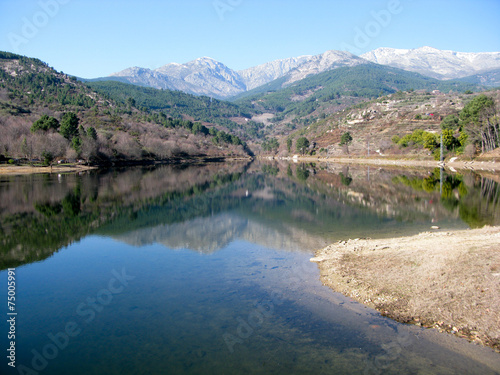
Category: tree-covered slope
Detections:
[
  {"x1": 456, "y1": 69, "x2": 500, "y2": 88},
  {"x1": 0, "y1": 51, "x2": 250, "y2": 163},
  {"x1": 234, "y1": 64, "x2": 482, "y2": 117},
  {"x1": 86, "y1": 80, "x2": 258, "y2": 130}
]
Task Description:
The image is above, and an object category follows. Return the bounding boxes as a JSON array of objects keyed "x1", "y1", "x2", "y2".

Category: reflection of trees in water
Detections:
[
  {"x1": 0, "y1": 162, "x2": 411, "y2": 268},
  {"x1": 2, "y1": 161, "x2": 498, "y2": 269},
  {"x1": 0, "y1": 163, "x2": 249, "y2": 270},
  {"x1": 458, "y1": 174, "x2": 500, "y2": 228},
  {"x1": 296, "y1": 164, "x2": 310, "y2": 181},
  {"x1": 480, "y1": 176, "x2": 500, "y2": 210},
  {"x1": 392, "y1": 169, "x2": 500, "y2": 228}
]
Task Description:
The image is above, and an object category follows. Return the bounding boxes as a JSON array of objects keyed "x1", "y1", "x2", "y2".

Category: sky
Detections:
[{"x1": 0, "y1": 0, "x2": 499, "y2": 78}]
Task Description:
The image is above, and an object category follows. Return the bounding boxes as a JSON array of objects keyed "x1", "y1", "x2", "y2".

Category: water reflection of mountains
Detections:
[
  {"x1": 0, "y1": 162, "x2": 498, "y2": 269},
  {"x1": 112, "y1": 213, "x2": 323, "y2": 253}
]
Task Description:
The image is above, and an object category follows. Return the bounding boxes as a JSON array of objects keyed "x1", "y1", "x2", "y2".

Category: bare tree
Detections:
[
  {"x1": 112, "y1": 132, "x2": 142, "y2": 159},
  {"x1": 28, "y1": 132, "x2": 67, "y2": 162},
  {"x1": 80, "y1": 137, "x2": 98, "y2": 162}
]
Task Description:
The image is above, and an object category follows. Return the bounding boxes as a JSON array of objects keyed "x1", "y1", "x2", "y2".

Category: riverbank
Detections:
[
  {"x1": 0, "y1": 164, "x2": 97, "y2": 175},
  {"x1": 0, "y1": 157, "x2": 253, "y2": 176},
  {"x1": 263, "y1": 155, "x2": 499, "y2": 172},
  {"x1": 311, "y1": 226, "x2": 500, "y2": 351}
]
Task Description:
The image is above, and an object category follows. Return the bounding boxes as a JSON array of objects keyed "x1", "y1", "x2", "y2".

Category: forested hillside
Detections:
[
  {"x1": 86, "y1": 80, "x2": 264, "y2": 140},
  {"x1": 456, "y1": 69, "x2": 500, "y2": 88},
  {"x1": 1, "y1": 51, "x2": 494, "y2": 164},
  {"x1": 0, "y1": 51, "x2": 250, "y2": 165},
  {"x1": 235, "y1": 64, "x2": 480, "y2": 123}
]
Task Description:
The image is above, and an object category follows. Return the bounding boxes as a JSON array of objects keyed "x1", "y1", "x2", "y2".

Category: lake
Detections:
[{"x1": 1, "y1": 161, "x2": 499, "y2": 374}]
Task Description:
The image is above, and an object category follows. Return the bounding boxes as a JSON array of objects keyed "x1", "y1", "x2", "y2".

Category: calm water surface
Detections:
[{"x1": 1, "y1": 161, "x2": 499, "y2": 374}]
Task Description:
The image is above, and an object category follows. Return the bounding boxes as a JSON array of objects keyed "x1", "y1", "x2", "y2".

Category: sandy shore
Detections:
[
  {"x1": 0, "y1": 164, "x2": 96, "y2": 175},
  {"x1": 311, "y1": 226, "x2": 500, "y2": 351}
]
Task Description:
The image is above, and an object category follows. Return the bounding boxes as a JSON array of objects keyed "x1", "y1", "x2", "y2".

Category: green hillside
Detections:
[
  {"x1": 0, "y1": 51, "x2": 250, "y2": 164},
  {"x1": 86, "y1": 80, "x2": 262, "y2": 138},
  {"x1": 234, "y1": 64, "x2": 482, "y2": 119},
  {"x1": 0, "y1": 50, "x2": 488, "y2": 161},
  {"x1": 456, "y1": 69, "x2": 500, "y2": 88}
]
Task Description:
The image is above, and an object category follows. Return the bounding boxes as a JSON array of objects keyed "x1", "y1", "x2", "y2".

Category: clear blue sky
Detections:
[{"x1": 0, "y1": 0, "x2": 499, "y2": 78}]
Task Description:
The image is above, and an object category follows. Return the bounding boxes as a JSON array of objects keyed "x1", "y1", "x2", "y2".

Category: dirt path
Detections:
[{"x1": 311, "y1": 226, "x2": 500, "y2": 351}]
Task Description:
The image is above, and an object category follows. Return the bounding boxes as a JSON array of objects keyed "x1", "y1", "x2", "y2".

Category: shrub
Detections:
[
  {"x1": 442, "y1": 129, "x2": 460, "y2": 150},
  {"x1": 398, "y1": 134, "x2": 412, "y2": 147},
  {"x1": 411, "y1": 129, "x2": 425, "y2": 145},
  {"x1": 458, "y1": 132, "x2": 468, "y2": 146},
  {"x1": 296, "y1": 137, "x2": 310, "y2": 154},
  {"x1": 423, "y1": 133, "x2": 438, "y2": 150},
  {"x1": 432, "y1": 149, "x2": 441, "y2": 161}
]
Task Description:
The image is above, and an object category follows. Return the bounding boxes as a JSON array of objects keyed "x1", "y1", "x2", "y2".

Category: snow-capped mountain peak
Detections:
[
  {"x1": 106, "y1": 46, "x2": 500, "y2": 98},
  {"x1": 361, "y1": 46, "x2": 500, "y2": 80}
]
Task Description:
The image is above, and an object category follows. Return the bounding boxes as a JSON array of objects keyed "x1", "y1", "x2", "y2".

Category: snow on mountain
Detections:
[
  {"x1": 361, "y1": 46, "x2": 500, "y2": 80},
  {"x1": 238, "y1": 55, "x2": 313, "y2": 90},
  {"x1": 107, "y1": 47, "x2": 500, "y2": 99},
  {"x1": 239, "y1": 50, "x2": 368, "y2": 90},
  {"x1": 109, "y1": 51, "x2": 368, "y2": 99},
  {"x1": 110, "y1": 57, "x2": 246, "y2": 98},
  {"x1": 155, "y1": 57, "x2": 247, "y2": 97},
  {"x1": 276, "y1": 50, "x2": 368, "y2": 85},
  {"x1": 109, "y1": 66, "x2": 180, "y2": 91}
]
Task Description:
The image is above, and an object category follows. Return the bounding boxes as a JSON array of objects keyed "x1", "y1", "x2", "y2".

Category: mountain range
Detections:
[
  {"x1": 106, "y1": 50, "x2": 367, "y2": 99},
  {"x1": 101, "y1": 47, "x2": 500, "y2": 99},
  {"x1": 361, "y1": 46, "x2": 500, "y2": 80}
]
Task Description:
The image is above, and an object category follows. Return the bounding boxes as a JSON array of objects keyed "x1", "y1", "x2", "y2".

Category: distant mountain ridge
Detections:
[
  {"x1": 361, "y1": 46, "x2": 500, "y2": 81},
  {"x1": 109, "y1": 58, "x2": 246, "y2": 98},
  {"x1": 238, "y1": 55, "x2": 312, "y2": 90},
  {"x1": 456, "y1": 68, "x2": 500, "y2": 87},
  {"x1": 238, "y1": 50, "x2": 367, "y2": 90},
  {"x1": 233, "y1": 64, "x2": 479, "y2": 121},
  {"x1": 104, "y1": 46, "x2": 500, "y2": 99},
  {"x1": 108, "y1": 50, "x2": 368, "y2": 99}
]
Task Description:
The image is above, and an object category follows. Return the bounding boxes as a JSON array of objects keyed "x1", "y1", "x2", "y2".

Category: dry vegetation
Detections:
[
  {"x1": 0, "y1": 54, "x2": 249, "y2": 165},
  {"x1": 274, "y1": 90, "x2": 500, "y2": 160},
  {"x1": 0, "y1": 111, "x2": 248, "y2": 163},
  {"x1": 311, "y1": 226, "x2": 500, "y2": 351}
]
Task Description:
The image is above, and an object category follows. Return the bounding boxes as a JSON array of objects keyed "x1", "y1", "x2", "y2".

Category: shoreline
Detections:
[
  {"x1": 0, "y1": 156, "x2": 253, "y2": 176},
  {"x1": 0, "y1": 164, "x2": 97, "y2": 175},
  {"x1": 261, "y1": 155, "x2": 499, "y2": 172},
  {"x1": 311, "y1": 226, "x2": 500, "y2": 352},
  {"x1": 2, "y1": 155, "x2": 498, "y2": 175}
]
